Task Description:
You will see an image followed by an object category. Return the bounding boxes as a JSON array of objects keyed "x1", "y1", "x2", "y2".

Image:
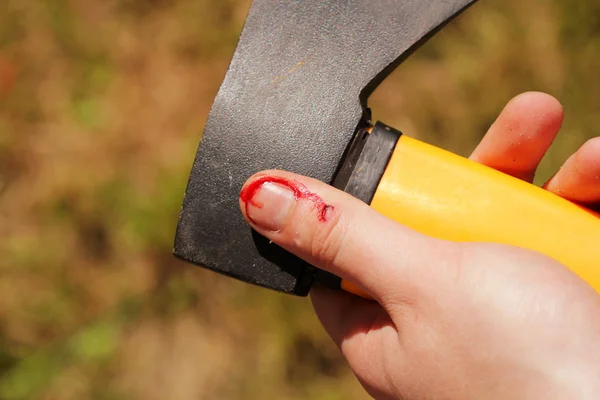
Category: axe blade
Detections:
[{"x1": 174, "y1": 0, "x2": 478, "y2": 295}]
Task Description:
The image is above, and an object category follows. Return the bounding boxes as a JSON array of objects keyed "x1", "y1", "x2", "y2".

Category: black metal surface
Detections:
[{"x1": 174, "y1": 0, "x2": 479, "y2": 295}]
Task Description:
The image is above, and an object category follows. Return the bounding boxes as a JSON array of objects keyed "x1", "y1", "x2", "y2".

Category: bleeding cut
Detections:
[{"x1": 239, "y1": 176, "x2": 334, "y2": 222}]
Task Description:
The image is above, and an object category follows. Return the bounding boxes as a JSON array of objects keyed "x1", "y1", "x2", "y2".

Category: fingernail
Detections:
[{"x1": 246, "y1": 182, "x2": 296, "y2": 231}]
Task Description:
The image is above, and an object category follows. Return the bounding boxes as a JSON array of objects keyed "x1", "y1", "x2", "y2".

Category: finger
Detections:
[
  {"x1": 470, "y1": 91, "x2": 564, "y2": 182},
  {"x1": 238, "y1": 170, "x2": 453, "y2": 302},
  {"x1": 311, "y1": 287, "x2": 401, "y2": 399},
  {"x1": 543, "y1": 137, "x2": 600, "y2": 205}
]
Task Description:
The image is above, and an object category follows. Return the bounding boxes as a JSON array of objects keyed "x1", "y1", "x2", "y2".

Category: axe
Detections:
[{"x1": 174, "y1": 0, "x2": 600, "y2": 298}]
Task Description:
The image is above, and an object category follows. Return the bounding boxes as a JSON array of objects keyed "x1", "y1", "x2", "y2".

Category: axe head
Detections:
[{"x1": 174, "y1": 0, "x2": 478, "y2": 295}]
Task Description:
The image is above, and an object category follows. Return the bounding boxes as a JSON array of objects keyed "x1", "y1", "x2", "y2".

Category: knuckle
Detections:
[{"x1": 308, "y1": 209, "x2": 348, "y2": 268}]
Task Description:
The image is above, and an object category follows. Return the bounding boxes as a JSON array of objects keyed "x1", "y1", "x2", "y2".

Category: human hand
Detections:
[{"x1": 238, "y1": 92, "x2": 600, "y2": 399}]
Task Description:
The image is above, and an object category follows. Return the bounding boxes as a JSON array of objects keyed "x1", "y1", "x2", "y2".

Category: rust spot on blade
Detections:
[{"x1": 270, "y1": 54, "x2": 314, "y2": 87}]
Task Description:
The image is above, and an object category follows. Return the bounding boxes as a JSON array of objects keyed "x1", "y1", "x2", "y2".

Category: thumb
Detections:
[{"x1": 238, "y1": 170, "x2": 454, "y2": 303}]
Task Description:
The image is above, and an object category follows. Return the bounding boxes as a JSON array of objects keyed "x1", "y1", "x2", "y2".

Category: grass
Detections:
[{"x1": 0, "y1": 0, "x2": 598, "y2": 399}]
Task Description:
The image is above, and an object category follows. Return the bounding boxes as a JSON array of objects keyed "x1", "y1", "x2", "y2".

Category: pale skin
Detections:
[{"x1": 238, "y1": 92, "x2": 600, "y2": 399}]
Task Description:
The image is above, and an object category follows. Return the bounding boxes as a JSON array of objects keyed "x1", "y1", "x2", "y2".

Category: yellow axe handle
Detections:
[{"x1": 341, "y1": 135, "x2": 600, "y2": 298}]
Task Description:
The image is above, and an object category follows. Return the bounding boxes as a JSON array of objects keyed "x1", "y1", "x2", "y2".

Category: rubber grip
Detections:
[{"x1": 342, "y1": 135, "x2": 600, "y2": 299}]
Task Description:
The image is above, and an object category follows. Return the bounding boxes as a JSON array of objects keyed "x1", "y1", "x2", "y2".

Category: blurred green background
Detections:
[{"x1": 0, "y1": 0, "x2": 598, "y2": 399}]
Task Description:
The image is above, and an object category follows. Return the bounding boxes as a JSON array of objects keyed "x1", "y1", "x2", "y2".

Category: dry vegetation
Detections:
[{"x1": 1, "y1": 0, "x2": 598, "y2": 399}]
